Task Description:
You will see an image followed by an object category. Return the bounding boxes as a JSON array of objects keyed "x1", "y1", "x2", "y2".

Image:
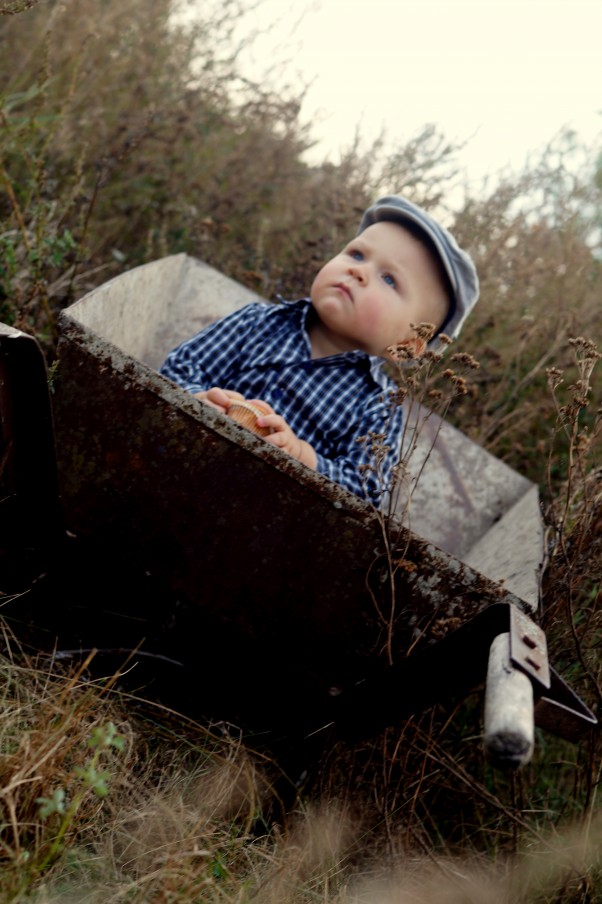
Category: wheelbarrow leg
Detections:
[
  {"x1": 0, "y1": 324, "x2": 64, "y2": 580},
  {"x1": 484, "y1": 632, "x2": 534, "y2": 769}
]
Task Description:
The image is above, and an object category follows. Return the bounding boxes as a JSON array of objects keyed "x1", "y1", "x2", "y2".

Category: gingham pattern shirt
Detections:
[{"x1": 160, "y1": 298, "x2": 404, "y2": 503}]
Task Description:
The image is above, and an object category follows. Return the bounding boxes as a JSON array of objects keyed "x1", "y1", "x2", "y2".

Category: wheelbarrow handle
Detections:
[{"x1": 484, "y1": 632, "x2": 534, "y2": 769}]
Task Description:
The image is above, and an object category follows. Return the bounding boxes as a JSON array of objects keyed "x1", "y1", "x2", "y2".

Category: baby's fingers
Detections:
[
  {"x1": 256, "y1": 413, "x2": 286, "y2": 435},
  {"x1": 194, "y1": 390, "x2": 226, "y2": 413},
  {"x1": 203, "y1": 387, "x2": 245, "y2": 410}
]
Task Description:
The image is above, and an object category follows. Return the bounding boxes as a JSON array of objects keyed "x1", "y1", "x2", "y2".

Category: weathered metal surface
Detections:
[
  {"x1": 50, "y1": 254, "x2": 550, "y2": 734},
  {"x1": 66, "y1": 253, "x2": 263, "y2": 371},
  {"x1": 0, "y1": 323, "x2": 63, "y2": 557},
  {"x1": 399, "y1": 409, "x2": 543, "y2": 607},
  {"x1": 462, "y1": 485, "x2": 543, "y2": 609}
]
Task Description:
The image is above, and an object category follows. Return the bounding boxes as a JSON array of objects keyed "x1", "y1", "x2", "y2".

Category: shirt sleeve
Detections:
[
  {"x1": 313, "y1": 390, "x2": 404, "y2": 506},
  {"x1": 159, "y1": 303, "x2": 266, "y2": 394}
]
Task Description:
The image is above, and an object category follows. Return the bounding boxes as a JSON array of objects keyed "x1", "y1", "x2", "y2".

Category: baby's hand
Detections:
[
  {"x1": 251, "y1": 401, "x2": 317, "y2": 470},
  {"x1": 194, "y1": 387, "x2": 245, "y2": 413}
]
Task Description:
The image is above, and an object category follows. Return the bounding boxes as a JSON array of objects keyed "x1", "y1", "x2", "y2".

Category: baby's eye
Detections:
[
  {"x1": 382, "y1": 272, "x2": 397, "y2": 288},
  {"x1": 349, "y1": 248, "x2": 364, "y2": 261}
]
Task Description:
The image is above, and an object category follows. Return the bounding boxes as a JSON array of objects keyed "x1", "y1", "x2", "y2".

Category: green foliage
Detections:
[
  {"x1": 36, "y1": 788, "x2": 66, "y2": 820},
  {"x1": 30, "y1": 722, "x2": 126, "y2": 875}
]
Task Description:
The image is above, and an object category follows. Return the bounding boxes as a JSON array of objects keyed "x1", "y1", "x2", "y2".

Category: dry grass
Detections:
[
  {"x1": 0, "y1": 630, "x2": 359, "y2": 901},
  {"x1": 0, "y1": 628, "x2": 602, "y2": 904},
  {"x1": 0, "y1": 631, "x2": 599, "y2": 903}
]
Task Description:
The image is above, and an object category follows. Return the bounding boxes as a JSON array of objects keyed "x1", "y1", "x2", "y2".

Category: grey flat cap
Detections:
[{"x1": 358, "y1": 195, "x2": 479, "y2": 342}]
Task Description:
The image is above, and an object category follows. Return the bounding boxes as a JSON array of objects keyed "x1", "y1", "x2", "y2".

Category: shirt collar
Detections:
[{"x1": 256, "y1": 297, "x2": 395, "y2": 389}]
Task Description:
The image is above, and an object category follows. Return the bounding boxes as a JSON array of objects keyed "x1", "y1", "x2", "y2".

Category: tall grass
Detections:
[
  {"x1": 0, "y1": 0, "x2": 600, "y2": 900},
  {"x1": 0, "y1": 636, "x2": 600, "y2": 903}
]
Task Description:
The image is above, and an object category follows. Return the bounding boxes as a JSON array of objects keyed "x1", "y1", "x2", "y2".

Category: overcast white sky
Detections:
[{"x1": 231, "y1": 0, "x2": 601, "y2": 190}]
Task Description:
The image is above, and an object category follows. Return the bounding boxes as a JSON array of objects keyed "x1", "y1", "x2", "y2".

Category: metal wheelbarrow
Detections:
[{"x1": 0, "y1": 254, "x2": 596, "y2": 773}]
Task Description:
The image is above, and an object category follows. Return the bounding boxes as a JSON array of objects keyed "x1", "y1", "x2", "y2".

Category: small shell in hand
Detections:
[{"x1": 227, "y1": 400, "x2": 272, "y2": 437}]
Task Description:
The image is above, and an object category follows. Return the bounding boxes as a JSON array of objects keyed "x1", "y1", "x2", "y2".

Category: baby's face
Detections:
[{"x1": 309, "y1": 221, "x2": 450, "y2": 357}]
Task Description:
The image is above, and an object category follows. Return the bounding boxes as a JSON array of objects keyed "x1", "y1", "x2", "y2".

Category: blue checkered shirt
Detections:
[{"x1": 159, "y1": 298, "x2": 404, "y2": 503}]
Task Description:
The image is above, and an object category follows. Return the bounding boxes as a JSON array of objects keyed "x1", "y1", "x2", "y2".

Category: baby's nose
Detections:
[{"x1": 348, "y1": 262, "x2": 367, "y2": 282}]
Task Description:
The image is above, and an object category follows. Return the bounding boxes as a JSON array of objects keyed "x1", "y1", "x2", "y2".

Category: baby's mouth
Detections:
[{"x1": 335, "y1": 283, "x2": 353, "y2": 301}]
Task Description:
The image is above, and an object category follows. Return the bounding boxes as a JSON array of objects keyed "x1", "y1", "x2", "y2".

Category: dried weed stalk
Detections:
[
  {"x1": 359, "y1": 324, "x2": 480, "y2": 664},
  {"x1": 539, "y1": 337, "x2": 601, "y2": 821}
]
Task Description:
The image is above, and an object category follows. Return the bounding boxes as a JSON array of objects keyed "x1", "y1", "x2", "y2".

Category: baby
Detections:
[{"x1": 160, "y1": 195, "x2": 479, "y2": 502}]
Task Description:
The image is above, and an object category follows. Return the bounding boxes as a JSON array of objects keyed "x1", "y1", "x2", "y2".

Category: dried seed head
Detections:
[
  {"x1": 387, "y1": 343, "x2": 416, "y2": 361},
  {"x1": 450, "y1": 375, "x2": 468, "y2": 396},
  {"x1": 388, "y1": 387, "x2": 409, "y2": 407},
  {"x1": 450, "y1": 351, "x2": 480, "y2": 370},
  {"x1": 574, "y1": 429, "x2": 591, "y2": 454},
  {"x1": 391, "y1": 460, "x2": 408, "y2": 479},
  {"x1": 546, "y1": 367, "x2": 564, "y2": 390},
  {"x1": 409, "y1": 322, "x2": 436, "y2": 342},
  {"x1": 568, "y1": 336, "x2": 600, "y2": 358}
]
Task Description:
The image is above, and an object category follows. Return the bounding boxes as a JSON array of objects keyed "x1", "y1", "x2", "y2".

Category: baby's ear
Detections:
[{"x1": 386, "y1": 336, "x2": 427, "y2": 361}]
